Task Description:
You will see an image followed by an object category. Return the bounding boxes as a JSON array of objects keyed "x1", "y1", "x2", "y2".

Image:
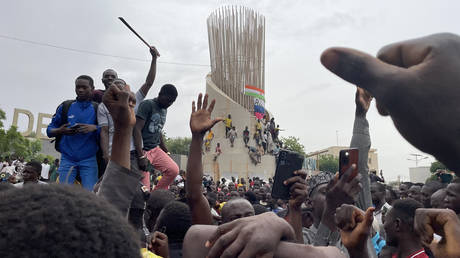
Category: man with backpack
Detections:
[{"x1": 47, "y1": 75, "x2": 100, "y2": 190}]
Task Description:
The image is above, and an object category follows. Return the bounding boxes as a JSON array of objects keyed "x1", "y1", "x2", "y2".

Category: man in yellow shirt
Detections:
[
  {"x1": 223, "y1": 114, "x2": 232, "y2": 138},
  {"x1": 204, "y1": 129, "x2": 214, "y2": 152}
]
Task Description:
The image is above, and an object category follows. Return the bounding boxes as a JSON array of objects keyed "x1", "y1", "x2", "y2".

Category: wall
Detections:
[{"x1": 409, "y1": 166, "x2": 431, "y2": 183}]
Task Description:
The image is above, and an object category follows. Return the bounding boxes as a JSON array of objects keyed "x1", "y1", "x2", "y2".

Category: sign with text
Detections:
[{"x1": 11, "y1": 108, "x2": 53, "y2": 139}]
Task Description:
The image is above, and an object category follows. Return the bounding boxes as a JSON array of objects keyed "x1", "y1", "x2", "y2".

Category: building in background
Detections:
[
  {"x1": 409, "y1": 166, "x2": 431, "y2": 183},
  {"x1": 307, "y1": 146, "x2": 379, "y2": 172}
]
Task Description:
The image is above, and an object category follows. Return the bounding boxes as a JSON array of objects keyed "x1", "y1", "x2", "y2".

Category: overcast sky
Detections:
[{"x1": 1, "y1": 0, "x2": 458, "y2": 181}]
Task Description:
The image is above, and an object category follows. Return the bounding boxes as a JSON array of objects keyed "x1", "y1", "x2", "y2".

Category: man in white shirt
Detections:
[
  {"x1": 98, "y1": 46, "x2": 159, "y2": 170},
  {"x1": 14, "y1": 161, "x2": 47, "y2": 188},
  {"x1": 1, "y1": 160, "x2": 15, "y2": 176},
  {"x1": 40, "y1": 158, "x2": 51, "y2": 181}
]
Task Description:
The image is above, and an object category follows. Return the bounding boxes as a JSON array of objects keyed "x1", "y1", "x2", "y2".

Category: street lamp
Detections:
[{"x1": 407, "y1": 153, "x2": 428, "y2": 167}]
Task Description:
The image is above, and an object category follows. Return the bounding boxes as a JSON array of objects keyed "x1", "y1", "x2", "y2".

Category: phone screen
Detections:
[
  {"x1": 339, "y1": 148, "x2": 359, "y2": 179},
  {"x1": 70, "y1": 124, "x2": 80, "y2": 129},
  {"x1": 271, "y1": 150, "x2": 304, "y2": 200}
]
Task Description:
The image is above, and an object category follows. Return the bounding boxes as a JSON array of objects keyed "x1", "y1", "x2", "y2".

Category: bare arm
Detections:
[
  {"x1": 187, "y1": 135, "x2": 213, "y2": 225},
  {"x1": 100, "y1": 126, "x2": 110, "y2": 162},
  {"x1": 186, "y1": 93, "x2": 222, "y2": 225},
  {"x1": 183, "y1": 225, "x2": 344, "y2": 258},
  {"x1": 139, "y1": 46, "x2": 159, "y2": 97},
  {"x1": 110, "y1": 98, "x2": 134, "y2": 170},
  {"x1": 133, "y1": 118, "x2": 146, "y2": 158},
  {"x1": 159, "y1": 135, "x2": 169, "y2": 153},
  {"x1": 97, "y1": 85, "x2": 141, "y2": 216}
]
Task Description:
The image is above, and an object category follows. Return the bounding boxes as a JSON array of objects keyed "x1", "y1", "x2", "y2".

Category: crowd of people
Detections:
[
  {"x1": 1, "y1": 33, "x2": 460, "y2": 258},
  {"x1": 205, "y1": 112, "x2": 282, "y2": 165}
]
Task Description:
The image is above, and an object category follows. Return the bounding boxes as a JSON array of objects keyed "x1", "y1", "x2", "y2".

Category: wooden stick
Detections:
[{"x1": 118, "y1": 17, "x2": 160, "y2": 56}]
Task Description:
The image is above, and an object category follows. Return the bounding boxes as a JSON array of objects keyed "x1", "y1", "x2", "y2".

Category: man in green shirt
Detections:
[{"x1": 133, "y1": 84, "x2": 178, "y2": 190}]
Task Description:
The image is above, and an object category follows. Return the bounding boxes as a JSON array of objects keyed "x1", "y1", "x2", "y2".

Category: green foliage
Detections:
[
  {"x1": 430, "y1": 161, "x2": 447, "y2": 172},
  {"x1": 0, "y1": 109, "x2": 43, "y2": 161},
  {"x1": 280, "y1": 136, "x2": 305, "y2": 155},
  {"x1": 0, "y1": 109, "x2": 5, "y2": 128},
  {"x1": 318, "y1": 154, "x2": 339, "y2": 173},
  {"x1": 164, "y1": 136, "x2": 192, "y2": 156}
]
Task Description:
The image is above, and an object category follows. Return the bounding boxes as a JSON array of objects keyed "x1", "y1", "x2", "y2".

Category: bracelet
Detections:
[{"x1": 138, "y1": 155, "x2": 147, "y2": 160}]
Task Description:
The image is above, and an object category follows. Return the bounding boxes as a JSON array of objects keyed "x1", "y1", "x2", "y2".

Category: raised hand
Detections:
[
  {"x1": 321, "y1": 33, "x2": 460, "y2": 173},
  {"x1": 102, "y1": 85, "x2": 136, "y2": 127},
  {"x1": 321, "y1": 165, "x2": 362, "y2": 231},
  {"x1": 355, "y1": 87, "x2": 372, "y2": 117},
  {"x1": 149, "y1": 46, "x2": 160, "y2": 58},
  {"x1": 336, "y1": 204, "x2": 374, "y2": 254},
  {"x1": 326, "y1": 165, "x2": 362, "y2": 209},
  {"x1": 190, "y1": 93, "x2": 222, "y2": 137},
  {"x1": 149, "y1": 231, "x2": 169, "y2": 258},
  {"x1": 414, "y1": 208, "x2": 460, "y2": 258},
  {"x1": 285, "y1": 170, "x2": 308, "y2": 209}
]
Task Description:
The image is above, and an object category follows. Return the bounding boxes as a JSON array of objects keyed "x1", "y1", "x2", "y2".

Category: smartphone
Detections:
[
  {"x1": 70, "y1": 124, "x2": 80, "y2": 130},
  {"x1": 272, "y1": 149, "x2": 304, "y2": 200},
  {"x1": 339, "y1": 148, "x2": 359, "y2": 179}
]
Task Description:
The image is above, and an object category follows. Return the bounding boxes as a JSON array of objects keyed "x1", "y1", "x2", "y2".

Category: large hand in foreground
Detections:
[
  {"x1": 190, "y1": 93, "x2": 222, "y2": 137},
  {"x1": 414, "y1": 208, "x2": 460, "y2": 258},
  {"x1": 321, "y1": 33, "x2": 460, "y2": 173},
  {"x1": 205, "y1": 212, "x2": 295, "y2": 258},
  {"x1": 103, "y1": 85, "x2": 136, "y2": 127}
]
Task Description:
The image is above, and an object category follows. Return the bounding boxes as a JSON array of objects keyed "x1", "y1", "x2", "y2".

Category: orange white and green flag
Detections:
[
  {"x1": 245, "y1": 85, "x2": 265, "y2": 119},
  {"x1": 244, "y1": 85, "x2": 265, "y2": 101}
]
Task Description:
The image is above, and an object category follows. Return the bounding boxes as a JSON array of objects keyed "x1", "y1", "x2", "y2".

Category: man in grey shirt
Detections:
[{"x1": 98, "y1": 46, "x2": 159, "y2": 167}]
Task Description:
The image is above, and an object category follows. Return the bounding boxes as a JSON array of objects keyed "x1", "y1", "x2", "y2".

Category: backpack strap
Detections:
[
  {"x1": 91, "y1": 101, "x2": 99, "y2": 124},
  {"x1": 60, "y1": 100, "x2": 76, "y2": 124}
]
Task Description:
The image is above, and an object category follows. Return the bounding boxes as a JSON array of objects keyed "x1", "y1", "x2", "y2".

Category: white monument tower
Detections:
[{"x1": 203, "y1": 6, "x2": 276, "y2": 180}]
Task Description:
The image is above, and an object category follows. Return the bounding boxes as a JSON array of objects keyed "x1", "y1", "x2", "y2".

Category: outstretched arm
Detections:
[
  {"x1": 186, "y1": 93, "x2": 222, "y2": 225},
  {"x1": 351, "y1": 87, "x2": 373, "y2": 210},
  {"x1": 97, "y1": 85, "x2": 142, "y2": 216},
  {"x1": 139, "y1": 46, "x2": 159, "y2": 97}
]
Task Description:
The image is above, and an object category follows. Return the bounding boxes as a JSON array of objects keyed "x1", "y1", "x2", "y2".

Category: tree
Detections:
[
  {"x1": 0, "y1": 109, "x2": 43, "y2": 161},
  {"x1": 164, "y1": 136, "x2": 192, "y2": 156},
  {"x1": 318, "y1": 154, "x2": 339, "y2": 173},
  {"x1": 430, "y1": 161, "x2": 447, "y2": 172},
  {"x1": 0, "y1": 109, "x2": 5, "y2": 128},
  {"x1": 280, "y1": 136, "x2": 305, "y2": 155}
]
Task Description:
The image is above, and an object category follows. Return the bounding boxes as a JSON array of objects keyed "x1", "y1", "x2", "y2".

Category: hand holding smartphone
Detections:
[{"x1": 339, "y1": 148, "x2": 359, "y2": 179}]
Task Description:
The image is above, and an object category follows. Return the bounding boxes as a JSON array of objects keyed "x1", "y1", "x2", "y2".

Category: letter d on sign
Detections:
[{"x1": 12, "y1": 108, "x2": 34, "y2": 137}]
